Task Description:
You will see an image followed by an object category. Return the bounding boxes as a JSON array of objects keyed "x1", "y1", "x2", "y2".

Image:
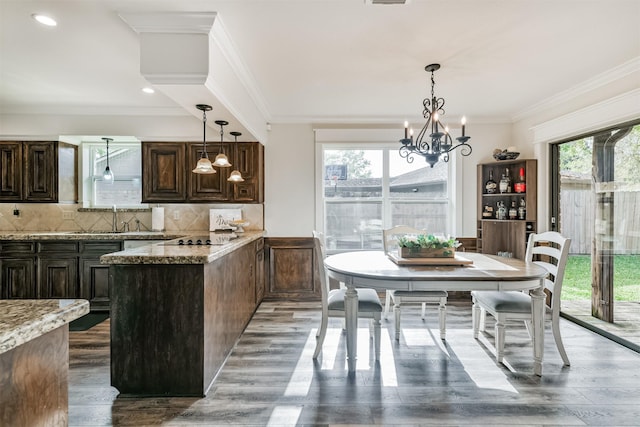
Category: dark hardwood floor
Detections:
[{"x1": 69, "y1": 301, "x2": 640, "y2": 426}]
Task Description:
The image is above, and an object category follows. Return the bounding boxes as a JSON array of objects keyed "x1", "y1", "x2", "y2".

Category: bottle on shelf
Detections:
[
  {"x1": 499, "y1": 168, "x2": 511, "y2": 193},
  {"x1": 485, "y1": 170, "x2": 497, "y2": 194},
  {"x1": 508, "y1": 200, "x2": 517, "y2": 220},
  {"x1": 514, "y1": 167, "x2": 526, "y2": 193},
  {"x1": 496, "y1": 201, "x2": 507, "y2": 220},
  {"x1": 518, "y1": 198, "x2": 526, "y2": 220}
]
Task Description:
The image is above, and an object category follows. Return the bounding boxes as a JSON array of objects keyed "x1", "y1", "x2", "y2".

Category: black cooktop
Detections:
[{"x1": 163, "y1": 233, "x2": 238, "y2": 246}]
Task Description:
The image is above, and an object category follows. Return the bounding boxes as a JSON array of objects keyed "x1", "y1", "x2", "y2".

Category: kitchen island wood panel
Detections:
[
  {"x1": 0, "y1": 299, "x2": 89, "y2": 426},
  {"x1": 264, "y1": 237, "x2": 320, "y2": 300},
  {"x1": 109, "y1": 236, "x2": 261, "y2": 396}
]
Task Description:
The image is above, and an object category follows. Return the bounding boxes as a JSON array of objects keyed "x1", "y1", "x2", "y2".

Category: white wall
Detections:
[{"x1": 263, "y1": 123, "x2": 316, "y2": 237}]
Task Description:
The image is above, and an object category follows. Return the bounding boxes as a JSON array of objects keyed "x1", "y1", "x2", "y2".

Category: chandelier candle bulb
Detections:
[
  {"x1": 404, "y1": 121, "x2": 408, "y2": 139},
  {"x1": 461, "y1": 117, "x2": 466, "y2": 136}
]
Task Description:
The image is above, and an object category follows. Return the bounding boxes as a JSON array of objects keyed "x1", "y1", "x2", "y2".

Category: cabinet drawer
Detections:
[
  {"x1": 0, "y1": 241, "x2": 36, "y2": 254},
  {"x1": 80, "y1": 241, "x2": 123, "y2": 254},
  {"x1": 255, "y1": 238, "x2": 264, "y2": 252},
  {"x1": 37, "y1": 241, "x2": 79, "y2": 253}
]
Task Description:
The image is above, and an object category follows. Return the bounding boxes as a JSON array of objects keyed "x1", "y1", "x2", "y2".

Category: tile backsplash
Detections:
[{"x1": 0, "y1": 203, "x2": 263, "y2": 233}]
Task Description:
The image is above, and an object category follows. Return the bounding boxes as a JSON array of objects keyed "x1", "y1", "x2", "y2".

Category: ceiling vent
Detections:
[{"x1": 365, "y1": 0, "x2": 408, "y2": 4}]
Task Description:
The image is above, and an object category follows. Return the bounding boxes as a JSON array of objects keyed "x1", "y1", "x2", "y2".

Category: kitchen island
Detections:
[
  {"x1": 101, "y1": 231, "x2": 265, "y2": 397},
  {"x1": 0, "y1": 299, "x2": 89, "y2": 426}
]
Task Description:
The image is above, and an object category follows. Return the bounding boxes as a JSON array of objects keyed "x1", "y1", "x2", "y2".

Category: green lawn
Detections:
[{"x1": 563, "y1": 254, "x2": 640, "y2": 301}]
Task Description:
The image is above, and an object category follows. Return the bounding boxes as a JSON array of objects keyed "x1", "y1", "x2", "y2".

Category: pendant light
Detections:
[
  {"x1": 227, "y1": 131, "x2": 244, "y2": 183},
  {"x1": 192, "y1": 104, "x2": 216, "y2": 174},
  {"x1": 212, "y1": 120, "x2": 232, "y2": 168},
  {"x1": 102, "y1": 137, "x2": 114, "y2": 184}
]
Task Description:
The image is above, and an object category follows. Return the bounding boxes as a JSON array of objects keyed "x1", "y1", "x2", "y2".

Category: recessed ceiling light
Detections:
[
  {"x1": 142, "y1": 87, "x2": 155, "y2": 94},
  {"x1": 32, "y1": 14, "x2": 57, "y2": 27}
]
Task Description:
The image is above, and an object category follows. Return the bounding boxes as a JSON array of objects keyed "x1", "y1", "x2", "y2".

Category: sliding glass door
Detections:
[{"x1": 551, "y1": 121, "x2": 640, "y2": 348}]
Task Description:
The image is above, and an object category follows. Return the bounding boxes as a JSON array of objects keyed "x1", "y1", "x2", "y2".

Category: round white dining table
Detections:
[{"x1": 323, "y1": 251, "x2": 548, "y2": 376}]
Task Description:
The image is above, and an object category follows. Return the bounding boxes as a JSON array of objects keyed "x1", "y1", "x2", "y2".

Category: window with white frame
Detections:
[
  {"x1": 83, "y1": 142, "x2": 143, "y2": 207},
  {"x1": 319, "y1": 144, "x2": 452, "y2": 252}
]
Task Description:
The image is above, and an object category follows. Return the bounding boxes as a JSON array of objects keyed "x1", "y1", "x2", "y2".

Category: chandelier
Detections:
[{"x1": 399, "y1": 64, "x2": 471, "y2": 168}]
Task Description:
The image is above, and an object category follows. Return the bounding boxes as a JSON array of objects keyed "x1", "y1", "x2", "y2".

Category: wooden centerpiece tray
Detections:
[{"x1": 387, "y1": 252, "x2": 474, "y2": 266}]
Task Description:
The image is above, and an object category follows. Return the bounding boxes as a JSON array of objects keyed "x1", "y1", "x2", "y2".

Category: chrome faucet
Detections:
[{"x1": 112, "y1": 205, "x2": 118, "y2": 232}]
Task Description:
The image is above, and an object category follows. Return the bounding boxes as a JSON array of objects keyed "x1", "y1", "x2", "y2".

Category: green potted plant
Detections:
[{"x1": 397, "y1": 234, "x2": 460, "y2": 258}]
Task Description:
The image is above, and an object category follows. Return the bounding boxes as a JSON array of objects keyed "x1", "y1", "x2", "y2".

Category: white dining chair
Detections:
[
  {"x1": 382, "y1": 226, "x2": 448, "y2": 341},
  {"x1": 471, "y1": 231, "x2": 572, "y2": 365},
  {"x1": 312, "y1": 231, "x2": 382, "y2": 360}
]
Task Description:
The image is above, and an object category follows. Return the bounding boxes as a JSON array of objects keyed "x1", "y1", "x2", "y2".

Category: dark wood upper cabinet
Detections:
[
  {"x1": 142, "y1": 142, "x2": 187, "y2": 202},
  {"x1": 232, "y1": 142, "x2": 264, "y2": 203},
  {"x1": 187, "y1": 142, "x2": 230, "y2": 201},
  {"x1": 0, "y1": 141, "x2": 76, "y2": 203},
  {"x1": 24, "y1": 142, "x2": 56, "y2": 201},
  {"x1": 142, "y1": 141, "x2": 264, "y2": 203},
  {"x1": 0, "y1": 142, "x2": 22, "y2": 200}
]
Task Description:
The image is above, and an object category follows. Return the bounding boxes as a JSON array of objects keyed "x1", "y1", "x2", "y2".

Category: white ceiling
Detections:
[{"x1": 1, "y1": 0, "x2": 639, "y2": 140}]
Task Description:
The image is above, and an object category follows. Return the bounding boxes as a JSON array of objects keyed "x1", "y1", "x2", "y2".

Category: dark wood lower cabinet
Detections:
[
  {"x1": 110, "y1": 241, "x2": 259, "y2": 397},
  {"x1": 37, "y1": 256, "x2": 78, "y2": 298},
  {"x1": 80, "y1": 241, "x2": 123, "y2": 312},
  {"x1": 255, "y1": 239, "x2": 265, "y2": 303},
  {"x1": 0, "y1": 258, "x2": 36, "y2": 298},
  {"x1": 0, "y1": 239, "x2": 123, "y2": 311},
  {"x1": 264, "y1": 237, "x2": 320, "y2": 300}
]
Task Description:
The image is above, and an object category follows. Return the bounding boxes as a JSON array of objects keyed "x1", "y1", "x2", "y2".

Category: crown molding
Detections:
[
  {"x1": 531, "y1": 88, "x2": 640, "y2": 144},
  {"x1": 513, "y1": 57, "x2": 640, "y2": 122},
  {"x1": 118, "y1": 12, "x2": 217, "y2": 34}
]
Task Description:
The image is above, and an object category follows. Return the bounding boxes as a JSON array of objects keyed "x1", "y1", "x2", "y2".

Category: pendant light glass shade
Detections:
[
  {"x1": 228, "y1": 170, "x2": 244, "y2": 182},
  {"x1": 102, "y1": 137, "x2": 114, "y2": 184},
  {"x1": 192, "y1": 104, "x2": 216, "y2": 175},
  {"x1": 192, "y1": 157, "x2": 215, "y2": 174},
  {"x1": 212, "y1": 153, "x2": 232, "y2": 167},
  {"x1": 212, "y1": 120, "x2": 232, "y2": 168},
  {"x1": 227, "y1": 131, "x2": 244, "y2": 182}
]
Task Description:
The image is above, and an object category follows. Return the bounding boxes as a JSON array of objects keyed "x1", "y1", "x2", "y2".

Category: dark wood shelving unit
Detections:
[{"x1": 477, "y1": 158, "x2": 537, "y2": 260}]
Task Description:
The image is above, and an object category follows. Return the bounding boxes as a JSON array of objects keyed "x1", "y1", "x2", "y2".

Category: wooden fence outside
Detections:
[{"x1": 560, "y1": 177, "x2": 640, "y2": 254}]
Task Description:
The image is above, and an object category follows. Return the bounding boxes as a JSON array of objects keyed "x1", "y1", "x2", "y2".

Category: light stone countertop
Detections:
[
  {"x1": 0, "y1": 231, "x2": 185, "y2": 241},
  {"x1": 100, "y1": 231, "x2": 265, "y2": 265},
  {"x1": 0, "y1": 299, "x2": 90, "y2": 355}
]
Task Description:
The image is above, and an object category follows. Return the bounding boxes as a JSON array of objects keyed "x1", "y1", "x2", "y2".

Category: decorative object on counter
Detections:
[
  {"x1": 102, "y1": 137, "x2": 114, "y2": 184},
  {"x1": 192, "y1": 104, "x2": 216, "y2": 174},
  {"x1": 227, "y1": 131, "x2": 245, "y2": 183},
  {"x1": 493, "y1": 148, "x2": 520, "y2": 161},
  {"x1": 484, "y1": 169, "x2": 497, "y2": 194},
  {"x1": 212, "y1": 120, "x2": 232, "y2": 168},
  {"x1": 399, "y1": 63, "x2": 471, "y2": 168},
  {"x1": 209, "y1": 208, "x2": 242, "y2": 231},
  {"x1": 499, "y1": 168, "x2": 511, "y2": 193},
  {"x1": 397, "y1": 234, "x2": 460, "y2": 258},
  {"x1": 152, "y1": 206, "x2": 164, "y2": 231},
  {"x1": 229, "y1": 219, "x2": 249, "y2": 232},
  {"x1": 514, "y1": 167, "x2": 526, "y2": 193}
]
